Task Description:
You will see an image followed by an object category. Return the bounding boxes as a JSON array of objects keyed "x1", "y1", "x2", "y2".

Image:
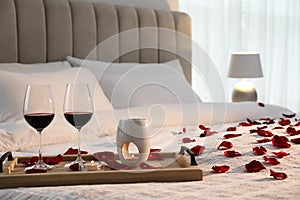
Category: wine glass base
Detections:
[{"x1": 26, "y1": 163, "x2": 54, "y2": 171}]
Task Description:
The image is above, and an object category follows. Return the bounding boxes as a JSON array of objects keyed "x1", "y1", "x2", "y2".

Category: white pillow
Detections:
[
  {"x1": 0, "y1": 68, "x2": 112, "y2": 122},
  {"x1": 67, "y1": 56, "x2": 201, "y2": 109},
  {"x1": 0, "y1": 61, "x2": 71, "y2": 72}
]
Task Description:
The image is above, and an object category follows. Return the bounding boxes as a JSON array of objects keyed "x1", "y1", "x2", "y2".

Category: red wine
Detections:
[
  {"x1": 24, "y1": 113, "x2": 55, "y2": 132},
  {"x1": 64, "y1": 112, "x2": 93, "y2": 129}
]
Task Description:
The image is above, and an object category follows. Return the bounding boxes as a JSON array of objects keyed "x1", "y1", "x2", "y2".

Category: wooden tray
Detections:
[{"x1": 0, "y1": 151, "x2": 202, "y2": 189}]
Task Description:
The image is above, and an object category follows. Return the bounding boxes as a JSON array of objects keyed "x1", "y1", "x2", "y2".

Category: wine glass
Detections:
[
  {"x1": 23, "y1": 85, "x2": 55, "y2": 170},
  {"x1": 63, "y1": 84, "x2": 93, "y2": 170}
]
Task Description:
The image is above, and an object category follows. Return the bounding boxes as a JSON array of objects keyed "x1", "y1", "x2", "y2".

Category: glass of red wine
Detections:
[
  {"x1": 63, "y1": 84, "x2": 93, "y2": 170},
  {"x1": 23, "y1": 84, "x2": 55, "y2": 171}
]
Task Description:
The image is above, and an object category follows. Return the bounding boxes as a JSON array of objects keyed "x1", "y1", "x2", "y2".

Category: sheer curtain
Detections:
[{"x1": 180, "y1": 0, "x2": 300, "y2": 113}]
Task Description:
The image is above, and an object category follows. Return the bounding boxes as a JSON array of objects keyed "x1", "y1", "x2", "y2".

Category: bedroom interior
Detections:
[{"x1": 0, "y1": 0, "x2": 299, "y2": 199}]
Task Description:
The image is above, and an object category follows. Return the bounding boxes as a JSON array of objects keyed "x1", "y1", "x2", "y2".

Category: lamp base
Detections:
[{"x1": 232, "y1": 88, "x2": 257, "y2": 102}]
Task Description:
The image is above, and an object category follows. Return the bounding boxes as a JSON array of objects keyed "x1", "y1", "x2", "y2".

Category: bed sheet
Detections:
[{"x1": 0, "y1": 102, "x2": 299, "y2": 199}]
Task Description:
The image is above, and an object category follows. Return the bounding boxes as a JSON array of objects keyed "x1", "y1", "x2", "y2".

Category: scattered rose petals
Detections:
[
  {"x1": 25, "y1": 168, "x2": 47, "y2": 174},
  {"x1": 257, "y1": 129, "x2": 274, "y2": 137},
  {"x1": 257, "y1": 138, "x2": 271, "y2": 143},
  {"x1": 150, "y1": 148, "x2": 161, "y2": 153},
  {"x1": 199, "y1": 130, "x2": 218, "y2": 137},
  {"x1": 226, "y1": 127, "x2": 237, "y2": 131},
  {"x1": 291, "y1": 137, "x2": 300, "y2": 144},
  {"x1": 270, "y1": 169, "x2": 287, "y2": 180},
  {"x1": 282, "y1": 113, "x2": 296, "y2": 118},
  {"x1": 190, "y1": 145, "x2": 205, "y2": 156},
  {"x1": 63, "y1": 147, "x2": 88, "y2": 155},
  {"x1": 223, "y1": 133, "x2": 242, "y2": 139},
  {"x1": 272, "y1": 135, "x2": 291, "y2": 148},
  {"x1": 245, "y1": 160, "x2": 266, "y2": 173},
  {"x1": 212, "y1": 165, "x2": 230, "y2": 173},
  {"x1": 217, "y1": 141, "x2": 233, "y2": 150},
  {"x1": 182, "y1": 137, "x2": 196, "y2": 143},
  {"x1": 271, "y1": 151, "x2": 290, "y2": 158},
  {"x1": 258, "y1": 102, "x2": 265, "y2": 107},
  {"x1": 199, "y1": 124, "x2": 210, "y2": 131},
  {"x1": 140, "y1": 162, "x2": 162, "y2": 169},
  {"x1": 253, "y1": 146, "x2": 267, "y2": 155},
  {"x1": 148, "y1": 153, "x2": 164, "y2": 160},
  {"x1": 224, "y1": 150, "x2": 241, "y2": 157},
  {"x1": 273, "y1": 126, "x2": 284, "y2": 130},
  {"x1": 239, "y1": 122, "x2": 252, "y2": 126},
  {"x1": 263, "y1": 156, "x2": 280, "y2": 165},
  {"x1": 278, "y1": 118, "x2": 291, "y2": 126}
]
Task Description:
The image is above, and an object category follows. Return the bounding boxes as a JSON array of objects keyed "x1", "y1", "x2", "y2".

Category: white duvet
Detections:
[{"x1": 0, "y1": 102, "x2": 299, "y2": 199}]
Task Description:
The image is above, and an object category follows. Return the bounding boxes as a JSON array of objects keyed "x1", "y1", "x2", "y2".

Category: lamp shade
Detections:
[{"x1": 228, "y1": 52, "x2": 263, "y2": 78}]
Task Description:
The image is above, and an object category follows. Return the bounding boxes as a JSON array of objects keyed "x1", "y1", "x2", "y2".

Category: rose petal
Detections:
[
  {"x1": 199, "y1": 130, "x2": 218, "y2": 137},
  {"x1": 148, "y1": 153, "x2": 164, "y2": 160},
  {"x1": 278, "y1": 118, "x2": 291, "y2": 126},
  {"x1": 257, "y1": 129, "x2": 274, "y2": 137},
  {"x1": 273, "y1": 126, "x2": 285, "y2": 130},
  {"x1": 257, "y1": 138, "x2": 271, "y2": 143},
  {"x1": 212, "y1": 165, "x2": 230, "y2": 173},
  {"x1": 239, "y1": 122, "x2": 253, "y2": 126},
  {"x1": 190, "y1": 145, "x2": 205, "y2": 156},
  {"x1": 272, "y1": 135, "x2": 291, "y2": 148},
  {"x1": 258, "y1": 102, "x2": 265, "y2": 107},
  {"x1": 245, "y1": 160, "x2": 266, "y2": 172},
  {"x1": 217, "y1": 141, "x2": 233, "y2": 150},
  {"x1": 257, "y1": 126, "x2": 268, "y2": 130},
  {"x1": 150, "y1": 148, "x2": 161, "y2": 153},
  {"x1": 294, "y1": 122, "x2": 300, "y2": 126},
  {"x1": 182, "y1": 127, "x2": 187, "y2": 133},
  {"x1": 25, "y1": 168, "x2": 47, "y2": 174},
  {"x1": 182, "y1": 137, "x2": 196, "y2": 143},
  {"x1": 43, "y1": 154, "x2": 63, "y2": 165},
  {"x1": 226, "y1": 127, "x2": 237, "y2": 131},
  {"x1": 63, "y1": 147, "x2": 88, "y2": 155},
  {"x1": 270, "y1": 169, "x2": 287, "y2": 180},
  {"x1": 250, "y1": 129, "x2": 258, "y2": 134},
  {"x1": 224, "y1": 150, "x2": 241, "y2": 157},
  {"x1": 223, "y1": 133, "x2": 242, "y2": 139},
  {"x1": 282, "y1": 113, "x2": 296, "y2": 118},
  {"x1": 286, "y1": 127, "x2": 296, "y2": 135},
  {"x1": 291, "y1": 137, "x2": 300, "y2": 144},
  {"x1": 253, "y1": 146, "x2": 267, "y2": 155},
  {"x1": 263, "y1": 156, "x2": 280, "y2": 165},
  {"x1": 199, "y1": 124, "x2": 210, "y2": 131},
  {"x1": 271, "y1": 151, "x2": 290, "y2": 158},
  {"x1": 69, "y1": 163, "x2": 80, "y2": 171},
  {"x1": 140, "y1": 162, "x2": 162, "y2": 169}
]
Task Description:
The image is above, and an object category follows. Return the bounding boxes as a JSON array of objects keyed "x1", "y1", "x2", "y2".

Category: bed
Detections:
[{"x1": 0, "y1": 0, "x2": 300, "y2": 199}]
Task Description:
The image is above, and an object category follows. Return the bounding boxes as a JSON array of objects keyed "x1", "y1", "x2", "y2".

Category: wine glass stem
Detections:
[
  {"x1": 38, "y1": 130, "x2": 43, "y2": 164},
  {"x1": 77, "y1": 129, "x2": 82, "y2": 161}
]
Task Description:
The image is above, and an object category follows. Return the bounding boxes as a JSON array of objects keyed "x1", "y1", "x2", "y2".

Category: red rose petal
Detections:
[
  {"x1": 286, "y1": 127, "x2": 296, "y2": 135},
  {"x1": 25, "y1": 168, "x2": 47, "y2": 174},
  {"x1": 199, "y1": 130, "x2": 218, "y2": 137},
  {"x1": 150, "y1": 148, "x2": 161, "y2": 153},
  {"x1": 69, "y1": 163, "x2": 80, "y2": 171},
  {"x1": 278, "y1": 118, "x2": 291, "y2": 126},
  {"x1": 217, "y1": 141, "x2": 233, "y2": 150},
  {"x1": 271, "y1": 151, "x2": 290, "y2": 158},
  {"x1": 212, "y1": 165, "x2": 230, "y2": 173},
  {"x1": 43, "y1": 154, "x2": 63, "y2": 165},
  {"x1": 294, "y1": 122, "x2": 300, "y2": 126},
  {"x1": 257, "y1": 126, "x2": 268, "y2": 130},
  {"x1": 282, "y1": 113, "x2": 296, "y2": 118},
  {"x1": 291, "y1": 137, "x2": 300, "y2": 144},
  {"x1": 257, "y1": 138, "x2": 271, "y2": 143},
  {"x1": 190, "y1": 145, "x2": 205, "y2": 156},
  {"x1": 250, "y1": 129, "x2": 258, "y2": 134},
  {"x1": 270, "y1": 169, "x2": 287, "y2": 180},
  {"x1": 148, "y1": 153, "x2": 164, "y2": 160},
  {"x1": 257, "y1": 129, "x2": 274, "y2": 137},
  {"x1": 226, "y1": 127, "x2": 237, "y2": 132},
  {"x1": 223, "y1": 133, "x2": 242, "y2": 139},
  {"x1": 224, "y1": 150, "x2": 241, "y2": 157},
  {"x1": 63, "y1": 147, "x2": 88, "y2": 155},
  {"x1": 245, "y1": 160, "x2": 266, "y2": 172},
  {"x1": 140, "y1": 162, "x2": 162, "y2": 169},
  {"x1": 182, "y1": 137, "x2": 196, "y2": 143},
  {"x1": 258, "y1": 102, "x2": 265, "y2": 107},
  {"x1": 272, "y1": 135, "x2": 291, "y2": 148},
  {"x1": 253, "y1": 146, "x2": 267, "y2": 155},
  {"x1": 239, "y1": 122, "x2": 253, "y2": 126},
  {"x1": 273, "y1": 126, "x2": 284, "y2": 130},
  {"x1": 182, "y1": 127, "x2": 187, "y2": 133},
  {"x1": 263, "y1": 156, "x2": 280, "y2": 165},
  {"x1": 199, "y1": 124, "x2": 210, "y2": 130}
]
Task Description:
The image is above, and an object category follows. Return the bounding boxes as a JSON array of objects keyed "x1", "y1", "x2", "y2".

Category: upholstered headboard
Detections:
[{"x1": 0, "y1": 0, "x2": 192, "y2": 83}]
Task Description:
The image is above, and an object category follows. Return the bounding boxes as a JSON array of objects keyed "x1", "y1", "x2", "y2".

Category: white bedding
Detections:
[{"x1": 0, "y1": 102, "x2": 299, "y2": 199}]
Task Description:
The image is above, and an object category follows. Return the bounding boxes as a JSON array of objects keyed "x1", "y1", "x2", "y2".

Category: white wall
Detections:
[{"x1": 88, "y1": 0, "x2": 178, "y2": 11}]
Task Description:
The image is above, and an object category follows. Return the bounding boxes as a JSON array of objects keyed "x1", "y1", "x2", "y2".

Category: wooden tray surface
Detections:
[{"x1": 0, "y1": 153, "x2": 202, "y2": 189}]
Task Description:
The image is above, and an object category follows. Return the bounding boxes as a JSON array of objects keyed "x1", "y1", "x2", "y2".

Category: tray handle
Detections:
[
  {"x1": 0, "y1": 152, "x2": 13, "y2": 173},
  {"x1": 178, "y1": 146, "x2": 197, "y2": 166}
]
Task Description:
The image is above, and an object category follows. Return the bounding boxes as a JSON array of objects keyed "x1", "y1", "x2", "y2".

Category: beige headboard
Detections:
[{"x1": 0, "y1": 0, "x2": 192, "y2": 83}]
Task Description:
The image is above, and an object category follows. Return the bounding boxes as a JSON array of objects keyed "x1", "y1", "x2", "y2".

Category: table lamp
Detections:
[{"x1": 228, "y1": 52, "x2": 263, "y2": 102}]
